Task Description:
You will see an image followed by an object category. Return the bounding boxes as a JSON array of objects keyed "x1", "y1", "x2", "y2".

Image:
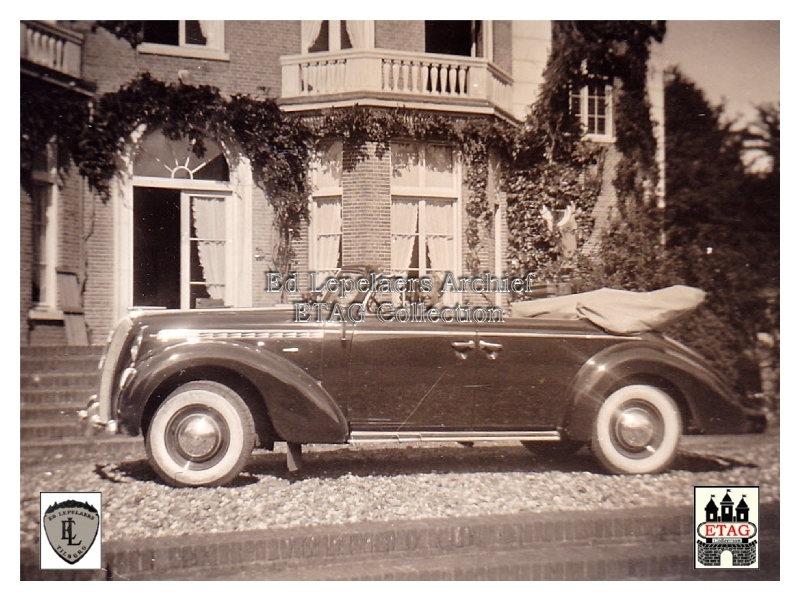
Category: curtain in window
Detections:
[
  {"x1": 345, "y1": 21, "x2": 374, "y2": 49},
  {"x1": 314, "y1": 198, "x2": 342, "y2": 277},
  {"x1": 425, "y1": 201, "x2": 454, "y2": 275},
  {"x1": 192, "y1": 197, "x2": 227, "y2": 301},
  {"x1": 302, "y1": 21, "x2": 324, "y2": 52},
  {"x1": 391, "y1": 200, "x2": 418, "y2": 276},
  {"x1": 197, "y1": 21, "x2": 216, "y2": 47}
]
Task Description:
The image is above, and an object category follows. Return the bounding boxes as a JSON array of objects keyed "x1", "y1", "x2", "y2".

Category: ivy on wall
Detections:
[
  {"x1": 507, "y1": 20, "x2": 666, "y2": 296},
  {"x1": 309, "y1": 105, "x2": 515, "y2": 273},
  {"x1": 68, "y1": 74, "x2": 313, "y2": 280},
  {"x1": 20, "y1": 77, "x2": 91, "y2": 188}
]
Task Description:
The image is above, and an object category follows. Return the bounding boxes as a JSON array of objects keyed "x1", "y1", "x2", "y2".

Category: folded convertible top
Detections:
[{"x1": 509, "y1": 285, "x2": 706, "y2": 335}]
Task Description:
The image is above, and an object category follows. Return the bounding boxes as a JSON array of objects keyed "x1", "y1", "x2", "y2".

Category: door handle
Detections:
[
  {"x1": 479, "y1": 340, "x2": 503, "y2": 359},
  {"x1": 451, "y1": 340, "x2": 475, "y2": 359}
]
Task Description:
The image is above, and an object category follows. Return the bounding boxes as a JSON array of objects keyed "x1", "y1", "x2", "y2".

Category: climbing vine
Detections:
[
  {"x1": 309, "y1": 105, "x2": 515, "y2": 273},
  {"x1": 72, "y1": 73, "x2": 312, "y2": 281},
  {"x1": 507, "y1": 20, "x2": 666, "y2": 296},
  {"x1": 20, "y1": 77, "x2": 91, "y2": 188}
]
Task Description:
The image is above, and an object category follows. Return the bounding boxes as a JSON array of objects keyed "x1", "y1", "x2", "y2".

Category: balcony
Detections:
[
  {"x1": 281, "y1": 49, "x2": 513, "y2": 118},
  {"x1": 20, "y1": 20, "x2": 84, "y2": 82}
]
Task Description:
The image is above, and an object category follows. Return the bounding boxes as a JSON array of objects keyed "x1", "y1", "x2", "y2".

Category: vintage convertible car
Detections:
[{"x1": 81, "y1": 267, "x2": 765, "y2": 487}]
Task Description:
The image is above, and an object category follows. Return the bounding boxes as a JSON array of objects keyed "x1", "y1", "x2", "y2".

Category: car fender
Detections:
[
  {"x1": 563, "y1": 340, "x2": 749, "y2": 441},
  {"x1": 117, "y1": 340, "x2": 348, "y2": 443}
]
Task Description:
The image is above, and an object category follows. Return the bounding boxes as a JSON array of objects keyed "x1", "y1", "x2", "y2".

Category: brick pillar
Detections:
[{"x1": 341, "y1": 141, "x2": 391, "y2": 269}]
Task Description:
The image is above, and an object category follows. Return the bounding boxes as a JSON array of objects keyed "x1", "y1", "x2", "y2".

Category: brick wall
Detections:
[
  {"x1": 83, "y1": 191, "x2": 115, "y2": 344},
  {"x1": 79, "y1": 21, "x2": 299, "y2": 98},
  {"x1": 583, "y1": 145, "x2": 621, "y2": 257},
  {"x1": 375, "y1": 21, "x2": 425, "y2": 53},
  {"x1": 341, "y1": 141, "x2": 392, "y2": 269},
  {"x1": 251, "y1": 187, "x2": 278, "y2": 307}
]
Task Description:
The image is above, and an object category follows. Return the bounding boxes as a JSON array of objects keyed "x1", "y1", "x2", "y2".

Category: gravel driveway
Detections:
[{"x1": 20, "y1": 431, "x2": 779, "y2": 547}]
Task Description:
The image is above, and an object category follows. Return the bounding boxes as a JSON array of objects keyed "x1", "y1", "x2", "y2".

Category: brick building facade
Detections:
[{"x1": 20, "y1": 20, "x2": 666, "y2": 346}]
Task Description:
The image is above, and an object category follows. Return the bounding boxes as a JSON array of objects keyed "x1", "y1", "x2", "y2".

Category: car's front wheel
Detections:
[
  {"x1": 146, "y1": 381, "x2": 256, "y2": 487},
  {"x1": 591, "y1": 384, "x2": 681, "y2": 475}
]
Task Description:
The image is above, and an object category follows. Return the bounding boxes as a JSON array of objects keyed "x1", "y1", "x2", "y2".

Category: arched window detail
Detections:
[{"x1": 134, "y1": 130, "x2": 230, "y2": 181}]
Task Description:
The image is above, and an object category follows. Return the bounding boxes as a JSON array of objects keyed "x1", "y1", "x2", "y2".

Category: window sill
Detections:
[
  {"x1": 28, "y1": 307, "x2": 64, "y2": 322},
  {"x1": 138, "y1": 43, "x2": 230, "y2": 62},
  {"x1": 584, "y1": 133, "x2": 616, "y2": 144}
]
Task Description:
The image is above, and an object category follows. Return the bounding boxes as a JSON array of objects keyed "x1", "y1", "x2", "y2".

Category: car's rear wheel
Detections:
[
  {"x1": 591, "y1": 384, "x2": 681, "y2": 474},
  {"x1": 146, "y1": 381, "x2": 256, "y2": 487}
]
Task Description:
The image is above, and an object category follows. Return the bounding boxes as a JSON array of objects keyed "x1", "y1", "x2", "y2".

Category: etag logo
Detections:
[{"x1": 694, "y1": 486, "x2": 759, "y2": 569}]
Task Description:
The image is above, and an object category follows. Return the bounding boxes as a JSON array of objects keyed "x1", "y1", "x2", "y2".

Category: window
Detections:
[
  {"x1": 302, "y1": 21, "x2": 373, "y2": 53},
  {"x1": 30, "y1": 144, "x2": 58, "y2": 315},
  {"x1": 425, "y1": 21, "x2": 489, "y2": 58},
  {"x1": 139, "y1": 20, "x2": 227, "y2": 60},
  {"x1": 132, "y1": 130, "x2": 233, "y2": 310},
  {"x1": 571, "y1": 77, "x2": 614, "y2": 140},
  {"x1": 309, "y1": 141, "x2": 343, "y2": 279},
  {"x1": 391, "y1": 143, "x2": 459, "y2": 304}
]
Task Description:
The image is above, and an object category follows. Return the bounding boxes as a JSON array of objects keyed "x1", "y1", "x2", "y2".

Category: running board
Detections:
[{"x1": 347, "y1": 430, "x2": 562, "y2": 443}]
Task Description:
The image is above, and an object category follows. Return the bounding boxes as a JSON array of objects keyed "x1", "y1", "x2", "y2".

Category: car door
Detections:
[
  {"x1": 344, "y1": 313, "x2": 478, "y2": 432},
  {"x1": 472, "y1": 318, "x2": 616, "y2": 430}
]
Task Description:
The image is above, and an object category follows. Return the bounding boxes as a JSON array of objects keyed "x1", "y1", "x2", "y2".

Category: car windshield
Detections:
[{"x1": 319, "y1": 270, "x2": 372, "y2": 309}]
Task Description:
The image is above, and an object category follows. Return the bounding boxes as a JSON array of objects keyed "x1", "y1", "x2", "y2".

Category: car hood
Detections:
[{"x1": 129, "y1": 305, "x2": 302, "y2": 333}]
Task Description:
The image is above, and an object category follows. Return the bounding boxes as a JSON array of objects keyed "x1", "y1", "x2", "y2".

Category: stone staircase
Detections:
[{"x1": 20, "y1": 346, "x2": 144, "y2": 461}]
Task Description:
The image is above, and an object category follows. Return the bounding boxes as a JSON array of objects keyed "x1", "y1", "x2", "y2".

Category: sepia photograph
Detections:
[{"x1": 19, "y1": 13, "x2": 780, "y2": 583}]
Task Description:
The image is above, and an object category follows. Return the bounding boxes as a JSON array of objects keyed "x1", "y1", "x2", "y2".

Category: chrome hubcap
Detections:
[
  {"x1": 175, "y1": 414, "x2": 222, "y2": 460},
  {"x1": 615, "y1": 405, "x2": 659, "y2": 452},
  {"x1": 165, "y1": 404, "x2": 230, "y2": 469}
]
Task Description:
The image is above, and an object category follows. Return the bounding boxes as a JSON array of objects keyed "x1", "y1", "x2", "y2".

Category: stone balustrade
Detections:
[
  {"x1": 281, "y1": 49, "x2": 512, "y2": 115},
  {"x1": 21, "y1": 20, "x2": 83, "y2": 80}
]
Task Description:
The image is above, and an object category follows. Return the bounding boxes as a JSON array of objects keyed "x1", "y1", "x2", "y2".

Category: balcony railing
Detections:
[
  {"x1": 281, "y1": 49, "x2": 513, "y2": 115},
  {"x1": 20, "y1": 20, "x2": 83, "y2": 80}
]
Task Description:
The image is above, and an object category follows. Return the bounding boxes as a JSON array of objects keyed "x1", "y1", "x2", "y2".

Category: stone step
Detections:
[
  {"x1": 20, "y1": 372, "x2": 99, "y2": 390},
  {"x1": 21, "y1": 388, "x2": 95, "y2": 406},
  {"x1": 21, "y1": 404, "x2": 85, "y2": 422},
  {"x1": 20, "y1": 355, "x2": 101, "y2": 373},
  {"x1": 20, "y1": 345, "x2": 104, "y2": 358},
  {"x1": 21, "y1": 421, "x2": 89, "y2": 441}
]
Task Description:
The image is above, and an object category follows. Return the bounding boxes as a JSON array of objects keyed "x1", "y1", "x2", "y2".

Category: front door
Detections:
[{"x1": 133, "y1": 188, "x2": 230, "y2": 309}]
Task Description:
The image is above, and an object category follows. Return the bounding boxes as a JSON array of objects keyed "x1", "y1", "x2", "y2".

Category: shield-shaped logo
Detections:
[{"x1": 42, "y1": 499, "x2": 100, "y2": 565}]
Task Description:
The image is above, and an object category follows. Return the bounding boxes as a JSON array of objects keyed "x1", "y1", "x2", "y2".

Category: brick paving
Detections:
[{"x1": 21, "y1": 502, "x2": 779, "y2": 581}]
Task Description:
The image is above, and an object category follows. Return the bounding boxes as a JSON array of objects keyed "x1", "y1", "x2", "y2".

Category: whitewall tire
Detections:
[
  {"x1": 146, "y1": 381, "x2": 256, "y2": 487},
  {"x1": 591, "y1": 384, "x2": 682, "y2": 475}
]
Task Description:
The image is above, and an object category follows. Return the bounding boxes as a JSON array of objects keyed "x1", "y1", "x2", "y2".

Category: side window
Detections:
[
  {"x1": 139, "y1": 21, "x2": 227, "y2": 60},
  {"x1": 30, "y1": 144, "x2": 58, "y2": 314},
  {"x1": 304, "y1": 20, "x2": 353, "y2": 53},
  {"x1": 571, "y1": 76, "x2": 614, "y2": 140},
  {"x1": 390, "y1": 142, "x2": 459, "y2": 305},
  {"x1": 309, "y1": 141, "x2": 343, "y2": 280},
  {"x1": 425, "y1": 21, "x2": 486, "y2": 58}
]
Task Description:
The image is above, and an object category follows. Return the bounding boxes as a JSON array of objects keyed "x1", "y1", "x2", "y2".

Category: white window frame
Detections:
[
  {"x1": 139, "y1": 20, "x2": 229, "y2": 61},
  {"x1": 571, "y1": 78, "x2": 614, "y2": 142},
  {"x1": 390, "y1": 142, "x2": 462, "y2": 304},
  {"x1": 29, "y1": 144, "x2": 60, "y2": 319},
  {"x1": 308, "y1": 141, "x2": 343, "y2": 276},
  {"x1": 181, "y1": 192, "x2": 231, "y2": 310}
]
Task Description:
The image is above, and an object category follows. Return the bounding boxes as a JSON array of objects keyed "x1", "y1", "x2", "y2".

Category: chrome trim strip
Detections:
[
  {"x1": 472, "y1": 331, "x2": 641, "y2": 340},
  {"x1": 348, "y1": 430, "x2": 562, "y2": 443},
  {"x1": 157, "y1": 329, "x2": 324, "y2": 342},
  {"x1": 351, "y1": 330, "x2": 638, "y2": 340}
]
